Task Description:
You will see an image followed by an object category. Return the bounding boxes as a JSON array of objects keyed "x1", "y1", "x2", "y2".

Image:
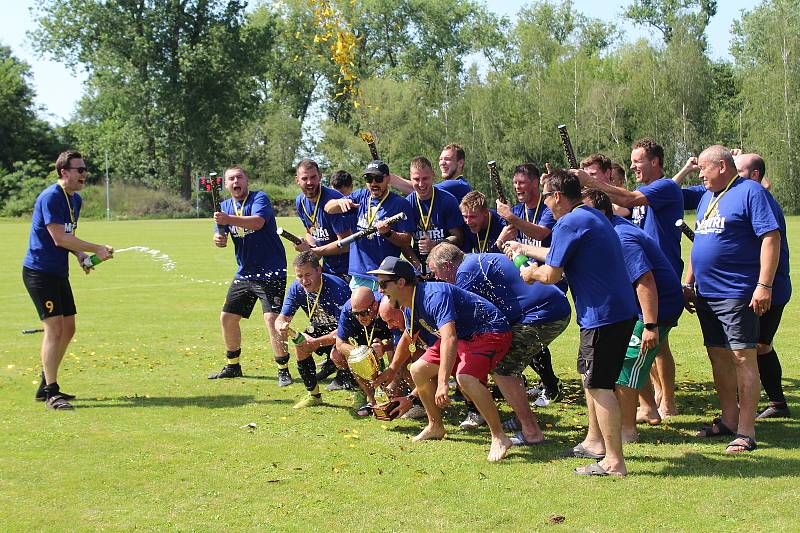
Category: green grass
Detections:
[{"x1": 1, "y1": 216, "x2": 799, "y2": 531}]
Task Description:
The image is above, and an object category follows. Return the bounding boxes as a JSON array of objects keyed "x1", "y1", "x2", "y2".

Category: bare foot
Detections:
[
  {"x1": 658, "y1": 406, "x2": 677, "y2": 419},
  {"x1": 636, "y1": 408, "x2": 661, "y2": 425},
  {"x1": 598, "y1": 459, "x2": 627, "y2": 476},
  {"x1": 488, "y1": 434, "x2": 512, "y2": 462},
  {"x1": 412, "y1": 424, "x2": 446, "y2": 442},
  {"x1": 622, "y1": 432, "x2": 639, "y2": 444}
]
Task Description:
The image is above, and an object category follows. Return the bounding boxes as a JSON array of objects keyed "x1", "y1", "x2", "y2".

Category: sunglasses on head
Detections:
[
  {"x1": 365, "y1": 175, "x2": 385, "y2": 184},
  {"x1": 67, "y1": 166, "x2": 88, "y2": 174}
]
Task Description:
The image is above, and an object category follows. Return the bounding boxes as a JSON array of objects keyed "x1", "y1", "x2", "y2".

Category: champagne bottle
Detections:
[
  {"x1": 82, "y1": 254, "x2": 103, "y2": 269},
  {"x1": 512, "y1": 253, "x2": 531, "y2": 269},
  {"x1": 286, "y1": 327, "x2": 306, "y2": 345}
]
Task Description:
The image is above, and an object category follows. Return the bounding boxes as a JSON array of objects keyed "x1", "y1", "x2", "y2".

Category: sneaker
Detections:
[
  {"x1": 756, "y1": 404, "x2": 791, "y2": 419},
  {"x1": 45, "y1": 394, "x2": 74, "y2": 410},
  {"x1": 526, "y1": 382, "x2": 545, "y2": 397},
  {"x1": 315, "y1": 359, "x2": 337, "y2": 382},
  {"x1": 326, "y1": 378, "x2": 347, "y2": 391},
  {"x1": 534, "y1": 380, "x2": 562, "y2": 407},
  {"x1": 208, "y1": 364, "x2": 243, "y2": 379},
  {"x1": 459, "y1": 411, "x2": 486, "y2": 429},
  {"x1": 293, "y1": 395, "x2": 322, "y2": 409},
  {"x1": 277, "y1": 368, "x2": 293, "y2": 387},
  {"x1": 401, "y1": 404, "x2": 427, "y2": 420}
]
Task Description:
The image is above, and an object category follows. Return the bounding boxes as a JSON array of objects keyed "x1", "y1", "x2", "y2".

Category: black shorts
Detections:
[
  {"x1": 308, "y1": 322, "x2": 338, "y2": 358},
  {"x1": 758, "y1": 303, "x2": 785, "y2": 345},
  {"x1": 223, "y1": 276, "x2": 286, "y2": 318},
  {"x1": 696, "y1": 296, "x2": 759, "y2": 350},
  {"x1": 23, "y1": 266, "x2": 76, "y2": 319},
  {"x1": 577, "y1": 318, "x2": 636, "y2": 390}
]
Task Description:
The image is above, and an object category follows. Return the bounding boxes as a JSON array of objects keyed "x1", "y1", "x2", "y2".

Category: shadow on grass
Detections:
[
  {"x1": 77, "y1": 394, "x2": 292, "y2": 409},
  {"x1": 633, "y1": 451, "x2": 800, "y2": 478}
]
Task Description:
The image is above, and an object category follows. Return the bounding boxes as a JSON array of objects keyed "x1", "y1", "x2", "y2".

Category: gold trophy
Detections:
[{"x1": 347, "y1": 346, "x2": 400, "y2": 421}]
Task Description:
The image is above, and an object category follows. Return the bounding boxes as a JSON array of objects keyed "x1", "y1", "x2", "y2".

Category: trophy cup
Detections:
[{"x1": 347, "y1": 345, "x2": 400, "y2": 421}]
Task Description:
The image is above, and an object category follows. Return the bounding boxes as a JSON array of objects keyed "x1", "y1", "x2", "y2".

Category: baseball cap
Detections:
[
  {"x1": 367, "y1": 256, "x2": 416, "y2": 282},
  {"x1": 363, "y1": 160, "x2": 390, "y2": 177}
]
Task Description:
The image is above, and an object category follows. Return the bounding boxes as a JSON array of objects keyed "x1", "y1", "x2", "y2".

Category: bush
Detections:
[{"x1": 80, "y1": 183, "x2": 195, "y2": 219}]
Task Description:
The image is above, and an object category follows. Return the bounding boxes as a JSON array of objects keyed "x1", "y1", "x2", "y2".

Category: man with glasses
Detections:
[
  {"x1": 334, "y1": 287, "x2": 395, "y2": 415},
  {"x1": 517, "y1": 169, "x2": 637, "y2": 476},
  {"x1": 209, "y1": 166, "x2": 289, "y2": 386},
  {"x1": 23, "y1": 150, "x2": 114, "y2": 410},
  {"x1": 275, "y1": 251, "x2": 352, "y2": 408},
  {"x1": 324, "y1": 160, "x2": 414, "y2": 290},
  {"x1": 372, "y1": 257, "x2": 514, "y2": 462}
]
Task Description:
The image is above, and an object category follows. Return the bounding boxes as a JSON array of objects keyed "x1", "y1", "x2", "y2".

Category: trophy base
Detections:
[{"x1": 373, "y1": 401, "x2": 401, "y2": 421}]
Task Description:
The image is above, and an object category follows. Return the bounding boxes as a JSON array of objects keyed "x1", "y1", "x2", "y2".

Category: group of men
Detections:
[{"x1": 23, "y1": 139, "x2": 791, "y2": 476}]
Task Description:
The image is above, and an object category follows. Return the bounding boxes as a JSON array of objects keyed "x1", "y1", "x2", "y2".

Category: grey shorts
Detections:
[
  {"x1": 696, "y1": 296, "x2": 759, "y2": 350},
  {"x1": 493, "y1": 317, "x2": 569, "y2": 377}
]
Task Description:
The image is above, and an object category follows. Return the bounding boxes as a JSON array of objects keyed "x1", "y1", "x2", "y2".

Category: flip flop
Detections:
[
  {"x1": 725, "y1": 434, "x2": 757, "y2": 454},
  {"x1": 45, "y1": 395, "x2": 74, "y2": 410},
  {"x1": 560, "y1": 444, "x2": 605, "y2": 459},
  {"x1": 574, "y1": 462, "x2": 625, "y2": 477},
  {"x1": 696, "y1": 418, "x2": 735, "y2": 438},
  {"x1": 502, "y1": 417, "x2": 521, "y2": 432},
  {"x1": 509, "y1": 431, "x2": 546, "y2": 446},
  {"x1": 355, "y1": 404, "x2": 373, "y2": 417}
]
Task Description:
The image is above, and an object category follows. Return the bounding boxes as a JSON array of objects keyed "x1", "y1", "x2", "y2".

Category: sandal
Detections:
[
  {"x1": 696, "y1": 418, "x2": 735, "y2": 438},
  {"x1": 502, "y1": 417, "x2": 521, "y2": 432},
  {"x1": 725, "y1": 434, "x2": 757, "y2": 454},
  {"x1": 45, "y1": 394, "x2": 74, "y2": 410},
  {"x1": 355, "y1": 404, "x2": 374, "y2": 417}
]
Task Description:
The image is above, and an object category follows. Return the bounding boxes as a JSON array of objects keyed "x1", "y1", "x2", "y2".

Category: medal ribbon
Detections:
[
  {"x1": 233, "y1": 192, "x2": 250, "y2": 217},
  {"x1": 301, "y1": 192, "x2": 321, "y2": 228},
  {"x1": 475, "y1": 215, "x2": 493, "y2": 253},
  {"x1": 703, "y1": 176, "x2": 738, "y2": 222},
  {"x1": 405, "y1": 285, "x2": 417, "y2": 344},
  {"x1": 367, "y1": 191, "x2": 390, "y2": 227},
  {"x1": 59, "y1": 184, "x2": 76, "y2": 229},
  {"x1": 305, "y1": 276, "x2": 325, "y2": 323},
  {"x1": 415, "y1": 187, "x2": 435, "y2": 231}
]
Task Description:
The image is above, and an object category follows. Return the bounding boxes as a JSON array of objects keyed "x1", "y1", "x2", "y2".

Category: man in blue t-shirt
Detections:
[
  {"x1": 324, "y1": 160, "x2": 415, "y2": 289},
  {"x1": 292, "y1": 160, "x2": 352, "y2": 280},
  {"x1": 685, "y1": 146, "x2": 781, "y2": 454},
  {"x1": 405, "y1": 156, "x2": 464, "y2": 272},
  {"x1": 210, "y1": 166, "x2": 290, "y2": 386},
  {"x1": 459, "y1": 191, "x2": 507, "y2": 254},
  {"x1": 673, "y1": 152, "x2": 793, "y2": 419},
  {"x1": 519, "y1": 169, "x2": 636, "y2": 477},
  {"x1": 583, "y1": 190, "x2": 684, "y2": 443},
  {"x1": 427, "y1": 244, "x2": 571, "y2": 446},
  {"x1": 275, "y1": 251, "x2": 353, "y2": 408},
  {"x1": 22, "y1": 150, "x2": 114, "y2": 410},
  {"x1": 579, "y1": 139, "x2": 683, "y2": 420},
  {"x1": 496, "y1": 163, "x2": 556, "y2": 248},
  {"x1": 372, "y1": 257, "x2": 515, "y2": 462},
  {"x1": 388, "y1": 143, "x2": 473, "y2": 203}
]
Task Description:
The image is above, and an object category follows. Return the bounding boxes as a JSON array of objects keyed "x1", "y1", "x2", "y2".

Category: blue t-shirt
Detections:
[
  {"x1": 24, "y1": 183, "x2": 82, "y2": 277},
  {"x1": 692, "y1": 178, "x2": 781, "y2": 299},
  {"x1": 611, "y1": 216, "x2": 684, "y2": 323},
  {"x1": 632, "y1": 178, "x2": 684, "y2": 277},
  {"x1": 546, "y1": 205, "x2": 637, "y2": 329},
  {"x1": 406, "y1": 188, "x2": 462, "y2": 257},
  {"x1": 219, "y1": 191, "x2": 286, "y2": 279},
  {"x1": 456, "y1": 253, "x2": 571, "y2": 325},
  {"x1": 764, "y1": 191, "x2": 792, "y2": 306},
  {"x1": 336, "y1": 295, "x2": 393, "y2": 346},
  {"x1": 461, "y1": 210, "x2": 507, "y2": 254},
  {"x1": 681, "y1": 185, "x2": 706, "y2": 211},
  {"x1": 435, "y1": 176, "x2": 471, "y2": 203},
  {"x1": 403, "y1": 281, "x2": 510, "y2": 342},
  {"x1": 511, "y1": 200, "x2": 556, "y2": 247},
  {"x1": 295, "y1": 186, "x2": 350, "y2": 276},
  {"x1": 280, "y1": 273, "x2": 350, "y2": 330},
  {"x1": 345, "y1": 189, "x2": 415, "y2": 280}
]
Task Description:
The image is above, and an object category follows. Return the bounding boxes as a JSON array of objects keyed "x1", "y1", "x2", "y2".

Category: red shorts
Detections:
[{"x1": 421, "y1": 331, "x2": 512, "y2": 382}]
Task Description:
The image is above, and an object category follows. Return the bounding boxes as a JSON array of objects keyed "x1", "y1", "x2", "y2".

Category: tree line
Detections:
[{"x1": 1, "y1": 0, "x2": 799, "y2": 215}]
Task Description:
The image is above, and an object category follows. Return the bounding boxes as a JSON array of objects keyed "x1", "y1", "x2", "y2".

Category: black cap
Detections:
[
  {"x1": 363, "y1": 160, "x2": 390, "y2": 177},
  {"x1": 367, "y1": 256, "x2": 415, "y2": 282}
]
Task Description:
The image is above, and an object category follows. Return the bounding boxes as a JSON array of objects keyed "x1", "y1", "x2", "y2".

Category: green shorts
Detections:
[
  {"x1": 493, "y1": 317, "x2": 570, "y2": 377},
  {"x1": 616, "y1": 320, "x2": 672, "y2": 390}
]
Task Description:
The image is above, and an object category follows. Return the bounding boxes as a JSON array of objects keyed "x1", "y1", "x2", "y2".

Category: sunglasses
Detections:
[
  {"x1": 541, "y1": 191, "x2": 556, "y2": 199},
  {"x1": 67, "y1": 166, "x2": 88, "y2": 174},
  {"x1": 377, "y1": 278, "x2": 398, "y2": 289},
  {"x1": 365, "y1": 175, "x2": 385, "y2": 184},
  {"x1": 351, "y1": 307, "x2": 372, "y2": 317}
]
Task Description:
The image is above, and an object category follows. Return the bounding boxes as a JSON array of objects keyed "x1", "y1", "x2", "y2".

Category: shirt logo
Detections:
[
  {"x1": 696, "y1": 215, "x2": 726, "y2": 235},
  {"x1": 632, "y1": 205, "x2": 647, "y2": 228},
  {"x1": 64, "y1": 222, "x2": 77, "y2": 234},
  {"x1": 414, "y1": 228, "x2": 446, "y2": 241},
  {"x1": 229, "y1": 226, "x2": 255, "y2": 238},
  {"x1": 312, "y1": 226, "x2": 332, "y2": 242}
]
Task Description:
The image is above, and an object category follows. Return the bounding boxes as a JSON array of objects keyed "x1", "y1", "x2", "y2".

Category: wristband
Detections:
[
  {"x1": 757, "y1": 282, "x2": 773, "y2": 290},
  {"x1": 682, "y1": 283, "x2": 694, "y2": 290}
]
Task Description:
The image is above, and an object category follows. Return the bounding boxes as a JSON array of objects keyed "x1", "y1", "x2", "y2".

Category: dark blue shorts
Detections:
[{"x1": 696, "y1": 296, "x2": 759, "y2": 350}]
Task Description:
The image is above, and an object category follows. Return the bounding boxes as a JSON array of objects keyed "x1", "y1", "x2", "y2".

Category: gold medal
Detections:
[
  {"x1": 307, "y1": 325, "x2": 315, "y2": 334},
  {"x1": 408, "y1": 343, "x2": 417, "y2": 354}
]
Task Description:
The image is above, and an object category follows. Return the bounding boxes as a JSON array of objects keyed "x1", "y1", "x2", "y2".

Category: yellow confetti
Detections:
[{"x1": 6, "y1": 365, "x2": 14, "y2": 369}]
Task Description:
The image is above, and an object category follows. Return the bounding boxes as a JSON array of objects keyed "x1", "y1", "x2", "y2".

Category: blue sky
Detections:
[{"x1": 2, "y1": 0, "x2": 759, "y2": 125}]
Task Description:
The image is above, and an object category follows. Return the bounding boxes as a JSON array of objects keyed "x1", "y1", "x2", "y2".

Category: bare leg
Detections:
[
  {"x1": 457, "y1": 374, "x2": 512, "y2": 462},
  {"x1": 654, "y1": 337, "x2": 677, "y2": 417},
  {"x1": 41, "y1": 315, "x2": 75, "y2": 384},
  {"x1": 410, "y1": 359, "x2": 445, "y2": 441},
  {"x1": 615, "y1": 386, "x2": 640, "y2": 443},
  {"x1": 220, "y1": 312, "x2": 242, "y2": 351},
  {"x1": 493, "y1": 374, "x2": 544, "y2": 443},
  {"x1": 263, "y1": 312, "x2": 287, "y2": 358},
  {"x1": 707, "y1": 347, "x2": 739, "y2": 431},
  {"x1": 585, "y1": 387, "x2": 626, "y2": 475},
  {"x1": 578, "y1": 385, "x2": 606, "y2": 455},
  {"x1": 732, "y1": 348, "x2": 759, "y2": 439},
  {"x1": 636, "y1": 379, "x2": 661, "y2": 424}
]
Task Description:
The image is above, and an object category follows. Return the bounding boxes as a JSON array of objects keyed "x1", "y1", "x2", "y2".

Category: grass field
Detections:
[{"x1": 1, "y1": 216, "x2": 799, "y2": 532}]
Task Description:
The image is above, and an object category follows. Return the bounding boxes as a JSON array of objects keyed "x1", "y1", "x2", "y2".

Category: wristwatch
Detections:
[{"x1": 643, "y1": 323, "x2": 658, "y2": 331}]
